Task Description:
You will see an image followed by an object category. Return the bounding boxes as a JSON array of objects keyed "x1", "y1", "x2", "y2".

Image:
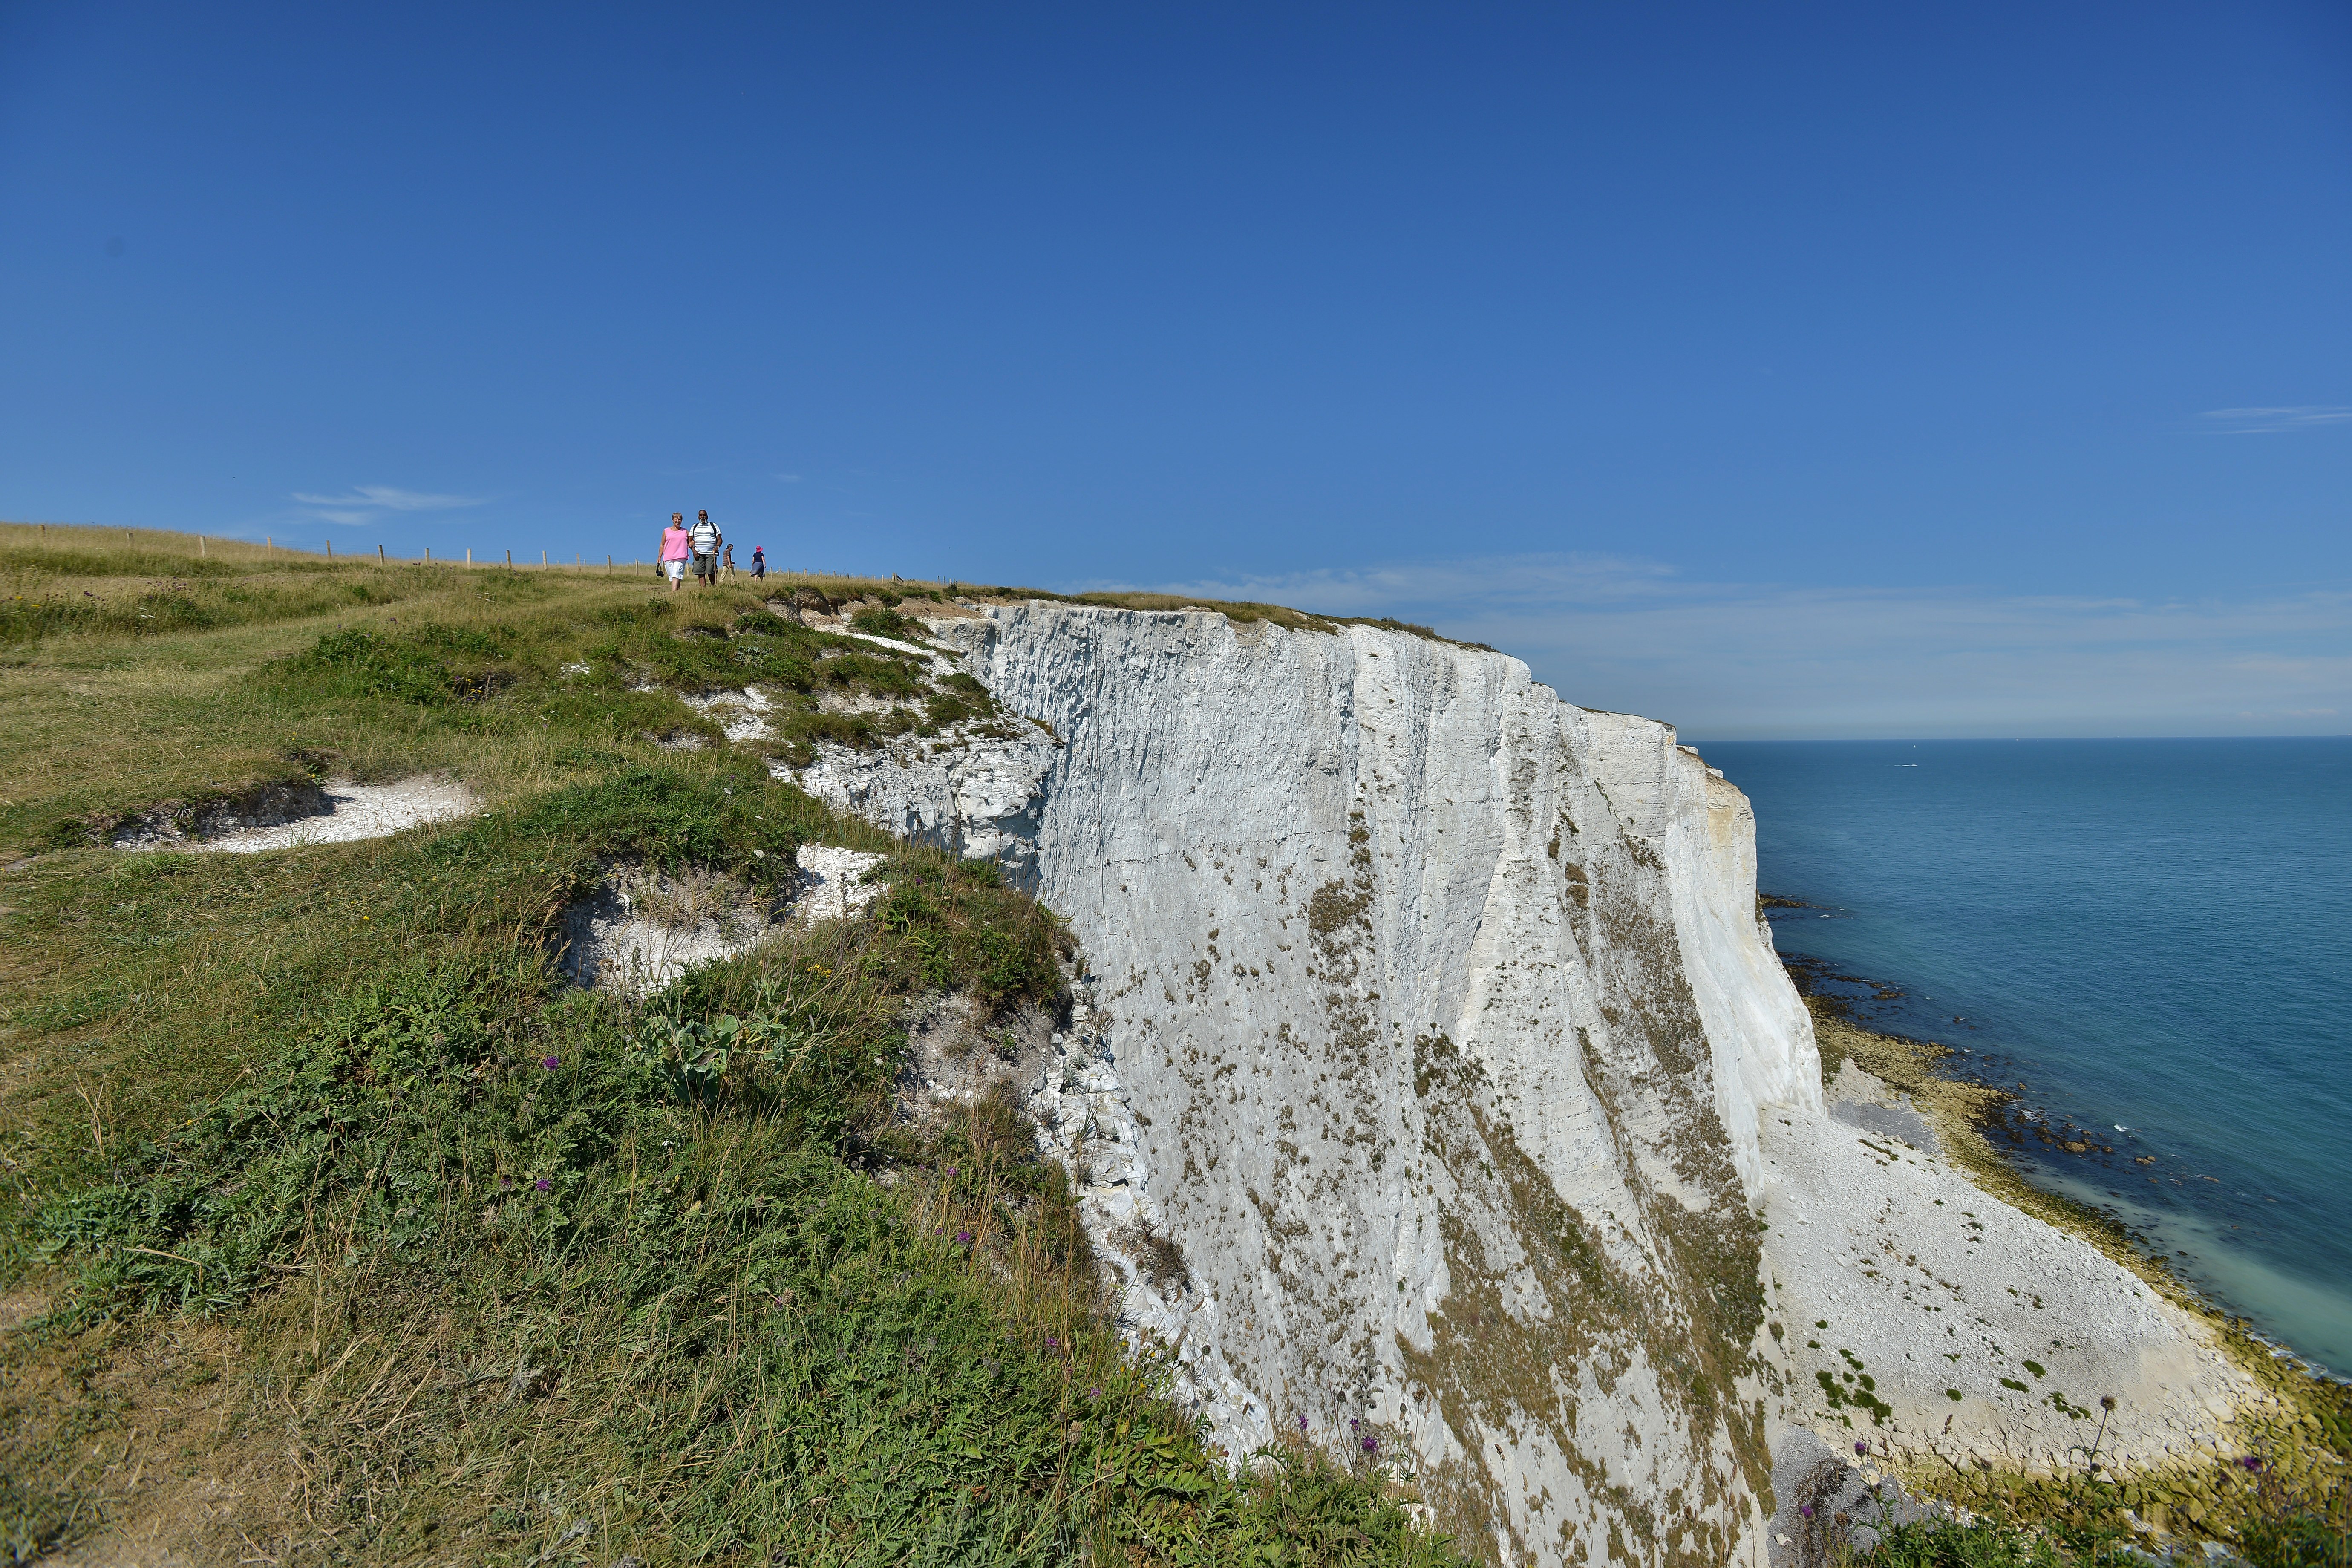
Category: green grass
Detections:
[
  {"x1": 1848, "y1": 1495, "x2": 2351, "y2": 1568},
  {"x1": 0, "y1": 525, "x2": 1043, "y2": 854},
  {"x1": 0, "y1": 525, "x2": 1465, "y2": 1568},
  {"x1": 1852, "y1": 1516, "x2": 2133, "y2": 1567}
]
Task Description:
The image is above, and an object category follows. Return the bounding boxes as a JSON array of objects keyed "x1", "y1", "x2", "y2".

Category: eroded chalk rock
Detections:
[{"x1": 781, "y1": 725, "x2": 1056, "y2": 887}]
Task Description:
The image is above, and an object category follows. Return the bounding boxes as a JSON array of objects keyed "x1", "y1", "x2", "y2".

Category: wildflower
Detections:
[
  {"x1": 2240, "y1": 1456, "x2": 2263, "y2": 1472},
  {"x1": 1362, "y1": 1436, "x2": 1378, "y2": 1455},
  {"x1": 1045, "y1": 1335, "x2": 1058, "y2": 1350},
  {"x1": 535, "y1": 1177, "x2": 551, "y2": 1192},
  {"x1": 1297, "y1": 1415, "x2": 1308, "y2": 1432},
  {"x1": 1087, "y1": 1386, "x2": 1101, "y2": 1399},
  {"x1": 1855, "y1": 1441, "x2": 1868, "y2": 1456},
  {"x1": 955, "y1": 1229, "x2": 974, "y2": 1245},
  {"x1": 1349, "y1": 1418, "x2": 1359, "y2": 1432},
  {"x1": 1801, "y1": 1506, "x2": 1815, "y2": 1520},
  {"x1": 2100, "y1": 1395, "x2": 2117, "y2": 1411},
  {"x1": 945, "y1": 1166, "x2": 957, "y2": 1179},
  {"x1": 542, "y1": 1055, "x2": 559, "y2": 1069},
  {"x1": 499, "y1": 1175, "x2": 512, "y2": 1188}
]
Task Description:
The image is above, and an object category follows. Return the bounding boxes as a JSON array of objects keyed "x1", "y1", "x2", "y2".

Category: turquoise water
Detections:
[{"x1": 1695, "y1": 738, "x2": 2352, "y2": 1377}]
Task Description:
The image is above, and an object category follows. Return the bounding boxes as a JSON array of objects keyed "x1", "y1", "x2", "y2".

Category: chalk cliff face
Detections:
[
  {"x1": 794, "y1": 603, "x2": 1816, "y2": 1563},
  {"x1": 782, "y1": 599, "x2": 2265, "y2": 1567}
]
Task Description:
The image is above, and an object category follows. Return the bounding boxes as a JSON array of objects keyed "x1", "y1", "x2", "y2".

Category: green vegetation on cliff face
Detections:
[{"x1": 0, "y1": 525, "x2": 1465, "y2": 1567}]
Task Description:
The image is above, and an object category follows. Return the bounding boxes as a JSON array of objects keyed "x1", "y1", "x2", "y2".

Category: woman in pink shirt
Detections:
[{"x1": 658, "y1": 512, "x2": 692, "y2": 590}]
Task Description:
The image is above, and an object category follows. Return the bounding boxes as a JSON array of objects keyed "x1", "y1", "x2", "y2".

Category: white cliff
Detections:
[{"x1": 789, "y1": 600, "x2": 2260, "y2": 1568}]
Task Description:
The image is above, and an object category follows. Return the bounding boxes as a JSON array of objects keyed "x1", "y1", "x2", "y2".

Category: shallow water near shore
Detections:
[{"x1": 1696, "y1": 736, "x2": 2352, "y2": 1378}]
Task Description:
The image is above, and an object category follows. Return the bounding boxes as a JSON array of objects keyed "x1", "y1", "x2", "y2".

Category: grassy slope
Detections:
[{"x1": 0, "y1": 525, "x2": 1466, "y2": 1568}]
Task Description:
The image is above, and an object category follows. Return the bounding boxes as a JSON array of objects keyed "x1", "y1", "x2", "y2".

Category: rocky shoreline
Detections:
[
  {"x1": 1754, "y1": 943, "x2": 2351, "y2": 1559},
  {"x1": 1776, "y1": 944, "x2": 2344, "y2": 1391}
]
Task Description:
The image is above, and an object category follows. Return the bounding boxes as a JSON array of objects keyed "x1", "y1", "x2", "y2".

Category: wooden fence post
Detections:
[{"x1": 378, "y1": 544, "x2": 386, "y2": 564}]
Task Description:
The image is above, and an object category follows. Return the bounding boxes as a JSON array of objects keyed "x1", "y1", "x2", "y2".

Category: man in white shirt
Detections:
[{"x1": 689, "y1": 510, "x2": 721, "y2": 586}]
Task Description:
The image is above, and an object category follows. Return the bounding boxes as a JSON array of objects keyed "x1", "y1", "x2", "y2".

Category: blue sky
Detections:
[{"x1": 3, "y1": 2, "x2": 2346, "y2": 737}]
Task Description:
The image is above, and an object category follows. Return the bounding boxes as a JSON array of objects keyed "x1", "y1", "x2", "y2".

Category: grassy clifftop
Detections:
[{"x1": 0, "y1": 525, "x2": 1465, "y2": 1567}]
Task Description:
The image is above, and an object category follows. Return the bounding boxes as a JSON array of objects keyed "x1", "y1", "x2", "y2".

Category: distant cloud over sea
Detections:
[
  {"x1": 1090, "y1": 555, "x2": 2352, "y2": 740},
  {"x1": 2196, "y1": 406, "x2": 2352, "y2": 434}
]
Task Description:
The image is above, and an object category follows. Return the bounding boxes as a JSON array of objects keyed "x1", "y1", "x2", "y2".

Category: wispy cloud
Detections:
[
  {"x1": 1080, "y1": 554, "x2": 2352, "y2": 739},
  {"x1": 291, "y1": 485, "x2": 486, "y2": 512},
  {"x1": 2196, "y1": 406, "x2": 2352, "y2": 434}
]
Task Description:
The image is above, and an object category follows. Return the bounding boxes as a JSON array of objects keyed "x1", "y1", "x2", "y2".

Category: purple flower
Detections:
[
  {"x1": 1362, "y1": 1436, "x2": 1378, "y2": 1455},
  {"x1": 499, "y1": 1175, "x2": 512, "y2": 1188},
  {"x1": 1801, "y1": 1506, "x2": 1816, "y2": 1519},
  {"x1": 1349, "y1": 1418, "x2": 1360, "y2": 1432},
  {"x1": 945, "y1": 1166, "x2": 957, "y2": 1179},
  {"x1": 542, "y1": 1055, "x2": 560, "y2": 1069},
  {"x1": 1297, "y1": 1415, "x2": 1308, "y2": 1432},
  {"x1": 1855, "y1": 1441, "x2": 1869, "y2": 1456},
  {"x1": 534, "y1": 1177, "x2": 551, "y2": 1192},
  {"x1": 1087, "y1": 1386, "x2": 1101, "y2": 1398},
  {"x1": 955, "y1": 1229, "x2": 974, "y2": 1245},
  {"x1": 2240, "y1": 1456, "x2": 2263, "y2": 1472}
]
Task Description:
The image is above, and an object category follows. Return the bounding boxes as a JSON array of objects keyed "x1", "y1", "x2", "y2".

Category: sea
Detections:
[{"x1": 1692, "y1": 737, "x2": 2352, "y2": 1379}]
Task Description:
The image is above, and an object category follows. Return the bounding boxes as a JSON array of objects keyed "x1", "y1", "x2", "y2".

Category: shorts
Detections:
[
  {"x1": 665, "y1": 559, "x2": 686, "y2": 582},
  {"x1": 693, "y1": 552, "x2": 717, "y2": 579}
]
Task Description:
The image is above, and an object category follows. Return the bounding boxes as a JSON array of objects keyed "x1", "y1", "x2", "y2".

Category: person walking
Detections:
[
  {"x1": 750, "y1": 545, "x2": 764, "y2": 581},
  {"x1": 720, "y1": 540, "x2": 736, "y2": 582},
  {"x1": 690, "y1": 510, "x2": 721, "y2": 586},
  {"x1": 659, "y1": 513, "x2": 692, "y2": 591}
]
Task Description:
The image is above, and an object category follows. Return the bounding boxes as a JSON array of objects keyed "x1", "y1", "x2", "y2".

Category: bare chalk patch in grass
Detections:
[
  {"x1": 115, "y1": 776, "x2": 478, "y2": 852},
  {"x1": 682, "y1": 685, "x2": 775, "y2": 741},
  {"x1": 563, "y1": 862, "x2": 786, "y2": 994},
  {"x1": 562, "y1": 847, "x2": 888, "y2": 995},
  {"x1": 793, "y1": 845, "x2": 888, "y2": 923}
]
